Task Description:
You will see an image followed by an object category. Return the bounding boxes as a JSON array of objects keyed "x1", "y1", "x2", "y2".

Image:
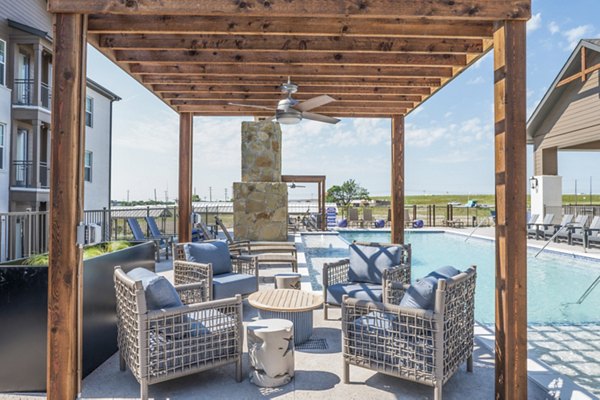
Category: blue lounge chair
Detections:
[{"x1": 127, "y1": 217, "x2": 170, "y2": 261}]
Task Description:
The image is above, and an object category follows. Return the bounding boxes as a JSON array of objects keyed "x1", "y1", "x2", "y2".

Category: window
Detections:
[
  {"x1": 0, "y1": 124, "x2": 5, "y2": 170},
  {"x1": 84, "y1": 151, "x2": 92, "y2": 182},
  {"x1": 0, "y1": 40, "x2": 5, "y2": 86},
  {"x1": 85, "y1": 96, "x2": 94, "y2": 127}
]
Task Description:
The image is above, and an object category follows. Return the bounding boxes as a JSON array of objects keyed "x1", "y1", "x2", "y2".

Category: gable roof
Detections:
[{"x1": 527, "y1": 39, "x2": 600, "y2": 143}]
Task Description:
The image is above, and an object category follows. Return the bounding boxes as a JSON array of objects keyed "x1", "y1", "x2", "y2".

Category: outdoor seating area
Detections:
[{"x1": 528, "y1": 213, "x2": 600, "y2": 249}]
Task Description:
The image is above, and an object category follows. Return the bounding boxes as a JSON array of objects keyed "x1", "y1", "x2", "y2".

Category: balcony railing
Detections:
[
  {"x1": 14, "y1": 79, "x2": 34, "y2": 106},
  {"x1": 13, "y1": 79, "x2": 52, "y2": 109},
  {"x1": 12, "y1": 160, "x2": 33, "y2": 187},
  {"x1": 41, "y1": 82, "x2": 51, "y2": 109}
]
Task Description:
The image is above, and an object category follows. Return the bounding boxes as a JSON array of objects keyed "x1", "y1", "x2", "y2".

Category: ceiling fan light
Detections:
[{"x1": 277, "y1": 111, "x2": 302, "y2": 125}]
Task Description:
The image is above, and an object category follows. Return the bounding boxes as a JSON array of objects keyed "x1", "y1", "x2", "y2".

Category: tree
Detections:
[
  {"x1": 327, "y1": 179, "x2": 370, "y2": 217},
  {"x1": 192, "y1": 194, "x2": 201, "y2": 202}
]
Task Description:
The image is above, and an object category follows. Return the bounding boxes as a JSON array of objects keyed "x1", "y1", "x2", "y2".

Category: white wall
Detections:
[{"x1": 83, "y1": 87, "x2": 112, "y2": 211}]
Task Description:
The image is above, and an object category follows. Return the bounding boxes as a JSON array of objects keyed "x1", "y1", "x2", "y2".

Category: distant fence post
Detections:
[{"x1": 101, "y1": 207, "x2": 108, "y2": 241}]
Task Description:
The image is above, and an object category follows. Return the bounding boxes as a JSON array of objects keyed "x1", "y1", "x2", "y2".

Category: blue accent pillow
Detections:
[
  {"x1": 184, "y1": 241, "x2": 233, "y2": 275},
  {"x1": 399, "y1": 266, "x2": 461, "y2": 310},
  {"x1": 127, "y1": 268, "x2": 182, "y2": 310},
  {"x1": 348, "y1": 243, "x2": 403, "y2": 284}
]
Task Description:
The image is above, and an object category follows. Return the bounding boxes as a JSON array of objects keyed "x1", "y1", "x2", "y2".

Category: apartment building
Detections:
[{"x1": 0, "y1": 0, "x2": 119, "y2": 214}]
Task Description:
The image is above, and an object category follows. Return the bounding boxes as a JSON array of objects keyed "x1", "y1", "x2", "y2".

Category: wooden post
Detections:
[
  {"x1": 493, "y1": 20, "x2": 527, "y2": 400},
  {"x1": 178, "y1": 112, "x2": 193, "y2": 243},
  {"x1": 47, "y1": 13, "x2": 87, "y2": 400},
  {"x1": 322, "y1": 178, "x2": 326, "y2": 230},
  {"x1": 391, "y1": 115, "x2": 405, "y2": 244}
]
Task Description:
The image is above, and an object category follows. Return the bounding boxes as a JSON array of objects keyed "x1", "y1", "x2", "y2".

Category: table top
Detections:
[{"x1": 248, "y1": 289, "x2": 323, "y2": 312}]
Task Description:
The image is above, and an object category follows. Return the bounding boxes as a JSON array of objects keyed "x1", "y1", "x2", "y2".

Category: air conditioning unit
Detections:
[{"x1": 77, "y1": 223, "x2": 103, "y2": 245}]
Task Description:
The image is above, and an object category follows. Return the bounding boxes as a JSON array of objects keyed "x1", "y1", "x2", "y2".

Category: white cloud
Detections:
[
  {"x1": 548, "y1": 21, "x2": 560, "y2": 35},
  {"x1": 444, "y1": 112, "x2": 453, "y2": 118},
  {"x1": 527, "y1": 13, "x2": 542, "y2": 33},
  {"x1": 563, "y1": 25, "x2": 594, "y2": 49},
  {"x1": 467, "y1": 76, "x2": 485, "y2": 85},
  {"x1": 405, "y1": 124, "x2": 446, "y2": 148}
]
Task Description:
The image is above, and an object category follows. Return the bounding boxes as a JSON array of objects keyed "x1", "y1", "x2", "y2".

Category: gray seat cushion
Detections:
[
  {"x1": 326, "y1": 282, "x2": 382, "y2": 305},
  {"x1": 399, "y1": 266, "x2": 461, "y2": 310},
  {"x1": 184, "y1": 241, "x2": 233, "y2": 275},
  {"x1": 212, "y1": 272, "x2": 257, "y2": 299},
  {"x1": 127, "y1": 267, "x2": 183, "y2": 310},
  {"x1": 348, "y1": 243, "x2": 403, "y2": 284}
]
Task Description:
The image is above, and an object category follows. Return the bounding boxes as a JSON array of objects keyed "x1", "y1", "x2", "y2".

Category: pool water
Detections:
[{"x1": 312, "y1": 231, "x2": 600, "y2": 324}]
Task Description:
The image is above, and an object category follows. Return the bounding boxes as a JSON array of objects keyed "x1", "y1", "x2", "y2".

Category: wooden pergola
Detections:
[
  {"x1": 281, "y1": 175, "x2": 327, "y2": 230},
  {"x1": 46, "y1": 1, "x2": 530, "y2": 399}
]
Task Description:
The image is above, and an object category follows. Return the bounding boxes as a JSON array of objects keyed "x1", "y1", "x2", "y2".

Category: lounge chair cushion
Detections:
[
  {"x1": 128, "y1": 267, "x2": 183, "y2": 310},
  {"x1": 184, "y1": 241, "x2": 233, "y2": 275},
  {"x1": 326, "y1": 282, "x2": 382, "y2": 305},
  {"x1": 348, "y1": 243, "x2": 403, "y2": 284},
  {"x1": 212, "y1": 272, "x2": 257, "y2": 299},
  {"x1": 400, "y1": 266, "x2": 461, "y2": 310}
]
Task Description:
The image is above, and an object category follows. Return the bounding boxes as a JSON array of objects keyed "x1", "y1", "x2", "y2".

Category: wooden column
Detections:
[
  {"x1": 47, "y1": 13, "x2": 87, "y2": 400},
  {"x1": 322, "y1": 178, "x2": 326, "y2": 230},
  {"x1": 391, "y1": 115, "x2": 405, "y2": 244},
  {"x1": 178, "y1": 112, "x2": 193, "y2": 243},
  {"x1": 493, "y1": 20, "x2": 528, "y2": 400}
]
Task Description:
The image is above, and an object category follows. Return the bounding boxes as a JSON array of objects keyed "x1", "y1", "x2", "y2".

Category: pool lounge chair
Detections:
[
  {"x1": 541, "y1": 214, "x2": 573, "y2": 240},
  {"x1": 571, "y1": 216, "x2": 597, "y2": 246},
  {"x1": 529, "y1": 213, "x2": 554, "y2": 240},
  {"x1": 404, "y1": 209, "x2": 416, "y2": 228},
  {"x1": 127, "y1": 217, "x2": 170, "y2": 261},
  {"x1": 526, "y1": 214, "x2": 540, "y2": 238},
  {"x1": 363, "y1": 208, "x2": 374, "y2": 226},
  {"x1": 555, "y1": 215, "x2": 588, "y2": 244},
  {"x1": 586, "y1": 217, "x2": 600, "y2": 248},
  {"x1": 214, "y1": 216, "x2": 296, "y2": 256},
  {"x1": 348, "y1": 207, "x2": 360, "y2": 227}
]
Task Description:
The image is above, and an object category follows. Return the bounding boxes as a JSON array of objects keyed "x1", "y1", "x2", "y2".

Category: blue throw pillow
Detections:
[
  {"x1": 399, "y1": 266, "x2": 461, "y2": 310},
  {"x1": 348, "y1": 243, "x2": 403, "y2": 284},
  {"x1": 184, "y1": 241, "x2": 233, "y2": 275},
  {"x1": 127, "y1": 268, "x2": 183, "y2": 310}
]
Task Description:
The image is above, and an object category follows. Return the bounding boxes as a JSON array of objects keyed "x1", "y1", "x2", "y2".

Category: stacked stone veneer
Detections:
[{"x1": 233, "y1": 121, "x2": 288, "y2": 241}]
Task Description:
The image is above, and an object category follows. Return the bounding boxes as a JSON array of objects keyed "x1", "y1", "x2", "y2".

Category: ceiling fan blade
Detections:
[
  {"x1": 293, "y1": 95, "x2": 336, "y2": 112},
  {"x1": 302, "y1": 111, "x2": 341, "y2": 124},
  {"x1": 228, "y1": 102, "x2": 275, "y2": 111}
]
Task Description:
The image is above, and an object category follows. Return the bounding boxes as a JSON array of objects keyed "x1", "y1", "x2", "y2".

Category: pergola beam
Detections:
[
  {"x1": 155, "y1": 87, "x2": 429, "y2": 97},
  {"x1": 176, "y1": 105, "x2": 409, "y2": 115},
  {"x1": 160, "y1": 93, "x2": 424, "y2": 102},
  {"x1": 143, "y1": 77, "x2": 440, "y2": 88},
  {"x1": 170, "y1": 100, "x2": 416, "y2": 108},
  {"x1": 191, "y1": 111, "x2": 398, "y2": 118},
  {"x1": 114, "y1": 50, "x2": 468, "y2": 68},
  {"x1": 87, "y1": 15, "x2": 495, "y2": 38},
  {"x1": 50, "y1": 0, "x2": 531, "y2": 20},
  {"x1": 129, "y1": 63, "x2": 454, "y2": 78},
  {"x1": 99, "y1": 34, "x2": 485, "y2": 54}
]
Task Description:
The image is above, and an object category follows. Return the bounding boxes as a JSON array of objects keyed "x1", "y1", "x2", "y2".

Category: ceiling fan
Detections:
[
  {"x1": 288, "y1": 182, "x2": 307, "y2": 189},
  {"x1": 228, "y1": 78, "x2": 340, "y2": 125}
]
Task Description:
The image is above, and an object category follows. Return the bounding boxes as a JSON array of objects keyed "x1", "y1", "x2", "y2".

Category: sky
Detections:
[{"x1": 86, "y1": 1, "x2": 600, "y2": 202}]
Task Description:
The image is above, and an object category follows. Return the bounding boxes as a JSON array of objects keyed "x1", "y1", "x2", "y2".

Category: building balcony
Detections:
[
  {"x1": 11, "y1": 160, "x2": 49, "y2": 189},
  {"x1": 13, "y1": 79, "x2": 52, "y2": 110}
]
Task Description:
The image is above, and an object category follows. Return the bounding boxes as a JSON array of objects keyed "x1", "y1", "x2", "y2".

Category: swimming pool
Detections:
[{"x1": 303, "y1": 231, "x2": 600, "y2": 325}]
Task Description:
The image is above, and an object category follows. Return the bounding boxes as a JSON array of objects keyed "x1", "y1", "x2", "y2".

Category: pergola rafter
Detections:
[{"x1": 46, "y1": 1, "x2": 531, "y2": 399}]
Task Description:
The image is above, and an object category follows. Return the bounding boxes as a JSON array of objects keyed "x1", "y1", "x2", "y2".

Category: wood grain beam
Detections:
[
  {"x1": 178, "y1": 112, "x2": 193, "y2": 243},
  {"x1": 114, "y1": 49, "x2": 468, "y2": 67},
  {"x1": 391, "y1": 115, "x2": 405, "y2": 244},
  {"x1": 169, "y1": 99, "x2": 416, "y2": 108},
  {"x1": 50, "y1": 0, "x2": 531, "y2": 20},
  {"x1": 48, "y1": 13, "x2": 87, "y2": 400},
  {"x1": 151, "y1": 84, "x2": 431, "y2": 96},
  {"x1": 99, "y1": 34, "x2": 485, "y2": 54},
  {"x1": 192, "y1": 111, "x2": 399, "y2": 118},
  {"x1": 88, "y1": 15, "x2": 495, "y2": 38},
  {"x1": 493, "y1": 20, "x2": 527, "y2": 400},
  {"x1": 159, "y1": 92, "x2": 423, "y2": 102},
  {"x1": 129, "y1": 63, "x2": 454, "y2": 78},
  {"x1": 141, "y1": 75, "x2": 441, "y2": 88},
  {"x1": 177, "y1": 105, "x2": 408, "y2": 114}
]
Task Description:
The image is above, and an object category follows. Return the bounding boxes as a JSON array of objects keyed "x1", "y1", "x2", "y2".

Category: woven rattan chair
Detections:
[
  {"x1": 174, "y1": 241, "x2": 259, "y2": 300},
  {"x1": 322, "y1": 242, "x2": 411, "y2": 320},
  {"x1": 341, "y1": 266, "x2": 477, "y2": 400},
  {"x1": 114, "y1": 267, "x2": 243, "y2": 400}
]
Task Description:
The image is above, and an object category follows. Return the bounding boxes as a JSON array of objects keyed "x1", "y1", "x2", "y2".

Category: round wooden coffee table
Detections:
[{"x1": 248, "y1": 289, "x2": 323, "y2": 345}]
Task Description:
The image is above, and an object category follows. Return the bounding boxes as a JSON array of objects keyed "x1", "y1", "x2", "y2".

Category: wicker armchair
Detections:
[
  {"x1": 174, "y1": 241, "x2": 259, "y2": 300},
  {"x1": 114, "y1": 267, "x2": 243, "y2": 400},
  {"x1": 341, "y1": 266, "x2": 477, "y2": 400},
  {"x1": 322, "y1": 242, "x2": 411, "y2": 320}
]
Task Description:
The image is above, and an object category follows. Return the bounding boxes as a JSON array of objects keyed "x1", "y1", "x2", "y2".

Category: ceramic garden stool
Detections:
[
  {"x1": 246, "y1": 318, "x2": 295, "y2": 388},
  {"x1": 274, "y1": 273, "x2": 302, "y2": 290}
]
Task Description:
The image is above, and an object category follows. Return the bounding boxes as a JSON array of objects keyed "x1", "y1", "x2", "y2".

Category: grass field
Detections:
[{"x1": 371, "y1": 194, "x2": 600, "y2": 207}]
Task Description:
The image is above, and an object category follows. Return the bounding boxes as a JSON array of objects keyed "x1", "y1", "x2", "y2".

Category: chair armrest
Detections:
[
  {"x1": 175, "y1": 282, "x2": 210, "y2": 304},
  {"x1": 231, "y1": 254, "x2": 259, "y2": 278},
  {"x1": 383, "y1": 281, "x2": 411, "y2": 306},
  {"x1": 173, "y1": 260, "x2": 212, "y2": 284},
  {"x1": 228, "y1": 240, "x2": 251, "y2": 255},
  {"x1": 322, "y1": 259, "x2": 351, "y2": 290}
]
